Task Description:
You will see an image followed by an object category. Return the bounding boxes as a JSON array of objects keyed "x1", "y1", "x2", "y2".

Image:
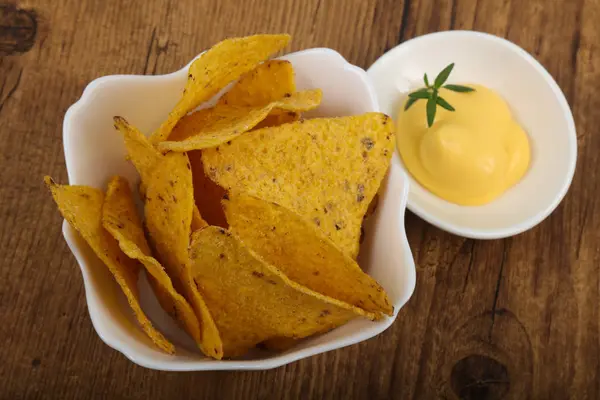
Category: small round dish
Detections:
[{"x1": 367, "y1": 31, "x2": 577, "y2": 239}]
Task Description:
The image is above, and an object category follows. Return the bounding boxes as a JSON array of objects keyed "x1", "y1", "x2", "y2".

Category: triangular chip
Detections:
[
  {"x1": 150, "y1": 34, "x2": 291, "y2": 144},
  {"x1": 223, "y1": 194, "x2": 393, "y2": 317},
  {"x1": 166, "y1": 107, "x2": 211, "y2": 143},
  {"x1": 101, "y1": 176, "x2": 203, "y2": 350},
  {"x1": 113, "y1": 116, "x2": 160, "y2": 192},
  {"x1": 217, "y1": 60, "x2": 296, "y2": 107},
  {"x1": 144, "y1": 152, "x2": 223, "y2": 359},
  {"x1": 202, "y1": 113, "x2": 395, "y2": 258},
  {"x1": 216, "y1": 59, "x2": 300, "y2": 129},
  {"x1": 157, "y1": 89, "x2": 322, "y2": 152},
  {"x1": 114, "y1": 116, "x2": 207, "y2": 233},
  {"x1": 44, "y1": 177, "x2": 174, "y2": 354},
  {"x1": 189, "y1": 226, "x2": 373, "y2": 357}
]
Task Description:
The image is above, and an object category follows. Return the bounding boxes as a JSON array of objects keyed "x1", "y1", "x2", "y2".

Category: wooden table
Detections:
[{"x1": 1, "y1": 0, "x2": 598, "y2": 398}]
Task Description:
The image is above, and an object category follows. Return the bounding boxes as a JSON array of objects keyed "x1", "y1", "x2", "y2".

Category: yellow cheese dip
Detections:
[{"x1": 397, "y1": 84, "x2": 530, "y2": 206}]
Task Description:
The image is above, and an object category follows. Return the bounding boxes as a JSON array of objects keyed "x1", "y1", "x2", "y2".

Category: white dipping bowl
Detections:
[
  {"x1": 61, "y1": 48, "x2": 416, "y2": 371},
  {"x1": 367, "y1": 31, "x2": 577, "y2": 239}
]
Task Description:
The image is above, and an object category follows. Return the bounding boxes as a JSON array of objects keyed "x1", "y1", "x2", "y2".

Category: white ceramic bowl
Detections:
[
  {"x1": 367, "y1": 31, "x2": 577, "y2": 239},
  {"x1": 61, "y1": 48, "x2": 416, "y2": 370}
]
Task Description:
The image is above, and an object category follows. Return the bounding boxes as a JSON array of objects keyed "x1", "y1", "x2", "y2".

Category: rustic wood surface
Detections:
[{"x1": 1, "y1": 0, "x2": 598, "y2": 398}]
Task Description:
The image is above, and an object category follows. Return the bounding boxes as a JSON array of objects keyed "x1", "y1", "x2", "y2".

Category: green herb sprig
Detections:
[{"x1": 404, "y1": 63, "x2": 475, "y2": 127}]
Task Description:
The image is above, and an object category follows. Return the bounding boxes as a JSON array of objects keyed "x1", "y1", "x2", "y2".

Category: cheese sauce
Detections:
[{"x1": 397, "y1": 84, "x2": 530, "y2": 205}]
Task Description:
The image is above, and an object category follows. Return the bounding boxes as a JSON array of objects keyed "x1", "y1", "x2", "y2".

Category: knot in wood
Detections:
[{"x1": 451, "y1": 354, "x2": 510, "y2": 400}]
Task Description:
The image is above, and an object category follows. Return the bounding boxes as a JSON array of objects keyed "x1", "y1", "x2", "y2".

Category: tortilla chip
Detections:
[
  {"x1": 167, "y1": 107, "x2": 212, "y2": 142},
  {"x1": 101, "y1": 176, "x2": 203, "y2": 349},
  {"x1": 217, "y1": 59, "x2": 300, "y2": 130},
  {"x1": 150, "y1": 34, "x2": 291, "y2": 144},
  {"x1": 218, "y1": 60, "x2": 296, "y2": 107},
  {"x1": 202, "y1": 113, "x2": 395, "y2": 258},
  {"x1": 113, "y1": 116, "x2": 206, "y2": 234},
  {"x1": 144, "y1": 152, "x2": 223, "y2": 359},
  {"x1": 224, "y1": 194, "x2": 393, "y2": 317},
  {"x1": 189, "y1": 226, "x2": 372, "y2": 357},
  {"x1": 44, "y1": 176, "x2": 174, "y2": 354},
  {"x1": 189, "y1": 150, "x2": 228, "y2": 228},
  {"x1": 113, "y1": 116, "x2": 160, "y2": 192},
  {"x1": 158, "y1": 89, "x2": 322, "y2": 152}
]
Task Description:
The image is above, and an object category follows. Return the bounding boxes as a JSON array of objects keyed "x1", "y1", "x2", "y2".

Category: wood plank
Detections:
[{"x1": 0, "y1": 0, "x2": 598, "y2": 398}]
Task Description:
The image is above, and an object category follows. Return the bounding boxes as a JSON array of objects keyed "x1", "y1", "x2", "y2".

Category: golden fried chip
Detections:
[
  {"x1": 113, "y1": 116, "x2": 160, "y2": 191},
  {"x1": 158, "y1": 89, "x2": 322, "y2": 152},
  {"x1": 44, "y1": 177, "x2": 174, "y2": 354},
  {"x1": 189, "y1": 226, "x2": 372, "y2": 357},
  {"x1": 113, "y1": 116, "x2": 206, "y2": 234},
  {"x1": 202, "y1": 113, "x2": 395, "y2": 258},
  {"x1": 217, "y1": 60, "x2": 299, "y2": 130},
  {"x1": 224, "y1": 194, "x2": 393, "y2": 317},
  {"x1": 144, "y1": 153, "x2": 223, "y2": 359},
  {"x1": 101, "y1": 176, "x2": 203, "y2": 349},
  {"x1": 167, "y1": 107, "x2": 212, "y2": 142},
  {"x1": 150, "y1": 34, "x2": 291, "y2": 144},
  {"x1": 189, "y1": 150, "x2": 228, "y2": 228},
  {"x1": 218, "y1": 60, "x2": 296, "y2": 107}
]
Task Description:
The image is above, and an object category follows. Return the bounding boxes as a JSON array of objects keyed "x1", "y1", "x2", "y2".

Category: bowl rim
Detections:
[
  {"x1": 61, "y1": 47, "x2": 416, "y2": 370},
  {"x1": 367, "y1": 30, "x2": 578, "y2": 239}
]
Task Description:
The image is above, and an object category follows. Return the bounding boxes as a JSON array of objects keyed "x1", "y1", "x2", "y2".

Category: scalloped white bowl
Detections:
[{"x1": 61, "y1": 48, "x2": 416, "y2": 371}]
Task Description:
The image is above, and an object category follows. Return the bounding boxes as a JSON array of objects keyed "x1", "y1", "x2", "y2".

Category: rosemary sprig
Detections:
[{"x1": 404, "y1": 63, "x2": 475, "y2": 127}]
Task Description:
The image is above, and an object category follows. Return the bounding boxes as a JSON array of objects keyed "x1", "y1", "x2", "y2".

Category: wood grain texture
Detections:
[{"x1": 1, "y1": 0, "x2": 598, "y2": 398}]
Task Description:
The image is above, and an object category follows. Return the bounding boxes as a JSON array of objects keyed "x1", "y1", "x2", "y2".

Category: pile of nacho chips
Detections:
[{"x1": 46, "y1": 34, "x2": 395, "y2": 359}]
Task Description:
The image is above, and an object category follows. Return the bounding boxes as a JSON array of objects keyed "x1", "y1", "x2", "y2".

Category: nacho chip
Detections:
[
  {"x1": 188, "y1": 226, "x2": 372, "y2": 357},
  {"x1": 166, "y1": 58, "x2": 307, "y2": 144},
  {"x1": 150, "y1": 34, "x2": 291, "y2": 144},
  {"x1": 223, "y1": 194, "x2": 393, "y2": 317},
  {"x1": 113, "y1": 116, "x2": 207, "y2": 234},
  {"x1": 217, "y1": 60, "x2": 299, "y2": 129},
  {"x1": 101, "y1": 176, "x2": 203, "y2": 349},
  {"x1": 144, "y1": 152, "x2": 223, "y2": 359},
  {"x1": 167, "y1": 107, "x2": 212, "y2": 142},
  {"x1": 189, "y1": 150, "x2": 228, "y2": 228},
  {"x1": 202, "y1": 113, "x2": 395, "y2": 258},
  {"x1": 158, "y1": 89, "x2": 322, "y2": 152},
  {"x1": 44, "y1": 177, "x2": 174, "y2": 354},
  {"x1": 113, "y1": 116, "x2": 160, "y2": 191},
  {"x1": 218, "y1": 60, "x2": 296, "y2": 107}
]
